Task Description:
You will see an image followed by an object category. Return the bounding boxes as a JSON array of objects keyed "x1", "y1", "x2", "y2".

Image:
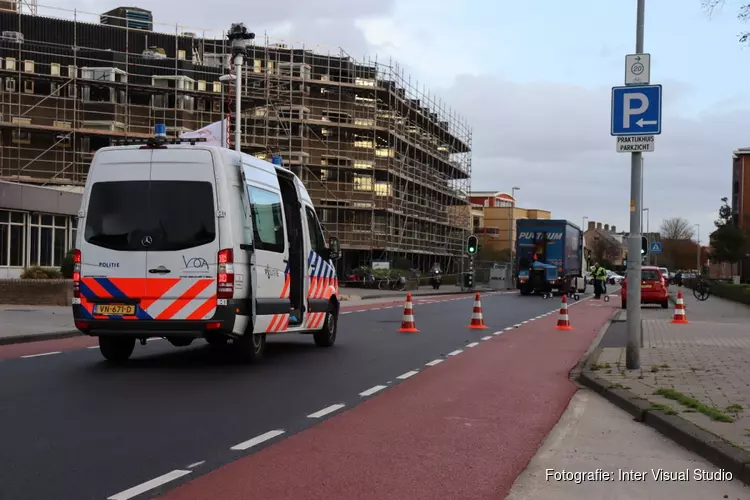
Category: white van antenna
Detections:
[{"x1": 227, "y1": 23, "x2": 255, "y2": 153}]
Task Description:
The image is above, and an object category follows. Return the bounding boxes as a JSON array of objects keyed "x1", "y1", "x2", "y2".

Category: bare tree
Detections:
[
  {"x1": 702, "y1": 0, "x2": 750, "y2": 42},
  {"x1": 661, "y1": 217, "x2": 695, "y2": 240}
]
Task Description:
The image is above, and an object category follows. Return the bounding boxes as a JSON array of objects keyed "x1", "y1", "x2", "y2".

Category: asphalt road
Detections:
[{"x1": 0, "y1": 292, "x2": 584, "y2": 500}]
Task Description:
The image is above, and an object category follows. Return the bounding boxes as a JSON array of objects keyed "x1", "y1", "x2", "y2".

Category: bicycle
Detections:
[{"x1": 693, "y1": 279, "x2": 711, "y2": 301}]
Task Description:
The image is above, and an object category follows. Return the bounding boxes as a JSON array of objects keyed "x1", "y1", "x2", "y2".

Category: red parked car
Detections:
[{"x1": 620, "y1": 266, "x2": 669, "y2": 309}]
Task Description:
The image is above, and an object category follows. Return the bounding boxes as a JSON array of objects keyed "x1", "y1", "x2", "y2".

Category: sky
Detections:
[{"x1": 41, "y1": 0, "x2": 750, "y2": 242}]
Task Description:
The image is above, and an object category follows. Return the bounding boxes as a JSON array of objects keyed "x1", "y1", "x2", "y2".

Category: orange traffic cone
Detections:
[
  {"x1": 467, "y1": 293, "x2": 488, "y2": 329},
  {"x1": 671, "y1": 290, "x2": 689, "y2": 324},
  {"x1": 556, "y1": 294, "x2": 573, "y2": 330},
  {"x1": 397, "y1": 293, "x2": 419, "y2": 332}
]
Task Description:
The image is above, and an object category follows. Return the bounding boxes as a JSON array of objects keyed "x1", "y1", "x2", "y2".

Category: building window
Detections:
[
  {"x1": 0, "y1": 210, "x2": 25, "y2": 267},
  {"x1": 50, "y1": 63, "x2": 60, "y2": 76},
  {"x1": 23, "y1": 79, "x2": 34, "y2": 94},
  {"x1": 197, "y1": 80, "x2": 206, "y2": 91},
  {"x1": 12, "y1": 129, "x2": 31, "y2": 144},
  {"x1": 374, "y1": 181, "x2": 392, "y2": 197},
  {"x1": 23, "y1": 60, "x2": 34, "y2": 73},
  {"x1": 5, "y1": 58, "x2": 15, "y2": 70},
  {"x1": 353, "y1": 161, "x2": 373, "y2": 170},
  {"x1": 212, "y1": 81, "x2": 221, "y2": 93},
  {"x1": 5, "y1": 77, "x2": 16, "y2": 92},
  {"x1": 353, "y1": 139, "x2": 374, "y2": 149},
  {"x1": 28, "y1": 213, "x2": 69, "y2": 268},
  {"x1": 353, "y1": 175, "x2": 373, "y2": 191}
]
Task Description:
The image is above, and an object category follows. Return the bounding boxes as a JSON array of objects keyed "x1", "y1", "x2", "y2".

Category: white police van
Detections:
[{"x1": 72, "y1": 130, "x2": 342, "y2": 362}]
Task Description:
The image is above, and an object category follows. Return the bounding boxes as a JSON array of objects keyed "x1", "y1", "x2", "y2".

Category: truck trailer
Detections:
[{"x1": 515, "y1": 219, "x2": 586, "y2": 296}]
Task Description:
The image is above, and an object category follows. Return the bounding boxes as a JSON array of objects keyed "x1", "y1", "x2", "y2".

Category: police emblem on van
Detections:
[{"x1": 98, "y1": 262, "x2": 120, "y2": 268}]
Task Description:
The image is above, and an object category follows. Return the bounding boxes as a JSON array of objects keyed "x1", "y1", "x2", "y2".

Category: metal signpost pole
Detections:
[
  {"x1": 695, "y1": 224, "x2": 701, "y2": 273},
  {"x1": 625, "y1": 0, "x2": 646, "y2": 370}
]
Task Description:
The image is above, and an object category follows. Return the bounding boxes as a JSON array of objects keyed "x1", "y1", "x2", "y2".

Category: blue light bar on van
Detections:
[
  {"x1": 154, "y1": 123, "x2": 167, "y2": 138},
  {"x1": 271, "y1": 156, "x2": 283, "y2": 165}
]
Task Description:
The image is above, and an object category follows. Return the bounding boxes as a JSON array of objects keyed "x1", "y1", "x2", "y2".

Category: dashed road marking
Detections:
[
  {"x1": 447, "y1": 349, "x2": 463, "y2": 356},
  {"x1": 307, "y1": 404, "x2": 346, "y2": 419},
  {"x1": 87, "y1": 345, "x2": 99, "y2": 349},
  {"x1": 425, "y1": 359, "x2": 444, "y2": 366},
  {"x1": 107, "y1": 470, "x2": 192, "y2": 500},
  {"x1": 21, "y1": 351, "x2": 61, "y2": 358},
  {"x1": 466, "y1": 342, "x2": 479, "y2": 348},
  {"x1": 493, "y1": 330, "x2": 505, "y2": 336},
  {"x1": 514, "y1": 324, "x2": 521, "y2": 328},
  {"x1": 186, "y1": 461, "x2": 205, "y2": 469},
  {"x1": 504, "y1": 327, "x2": 513, "y2": 331},
  {"x1": 359, "y1": 385, "x2": 387, "y2": 397},
  {"x1": 230, "y1": 430, "x2": 286, "y2": 451},
  {"x1": 481, "y1": 336, "x2": 492, "y2": 341},
  {"x1": 397, "y1": 370, "x2": 419, "y2": 380}
]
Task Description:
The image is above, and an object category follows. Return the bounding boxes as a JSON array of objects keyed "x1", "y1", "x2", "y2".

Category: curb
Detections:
[
  {"x1": 352, "y1": 289, "x2": 498, "y2": 301},
  {"x1": 0, "y1": 330, "x2": 82, "y2": 346},
  {"x1": 578, "y1": 354, "x2": 750, "y2": 485}
]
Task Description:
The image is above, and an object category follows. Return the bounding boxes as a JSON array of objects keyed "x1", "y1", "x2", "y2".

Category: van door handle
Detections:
[{"x1": 149, "y1": 268, "x2": 171, "y2": 274}]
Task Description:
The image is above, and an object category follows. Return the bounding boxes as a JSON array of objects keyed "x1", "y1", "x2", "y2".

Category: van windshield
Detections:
[{"x1": 84, "y1": 180, "x2": 215, "y2": 252}]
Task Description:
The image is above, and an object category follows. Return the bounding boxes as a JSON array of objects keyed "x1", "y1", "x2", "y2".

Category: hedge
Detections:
[{"x1": 684, "y1": 278, "x2": 750, "y2": 306}]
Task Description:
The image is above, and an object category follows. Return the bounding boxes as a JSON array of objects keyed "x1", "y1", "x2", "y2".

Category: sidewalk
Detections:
[
  {"x1": 0, "y1": 305, "x2": 77, "y2": 345},
  {"x1": 582, "y1": 290, "x2": 750, "y2": 483}
]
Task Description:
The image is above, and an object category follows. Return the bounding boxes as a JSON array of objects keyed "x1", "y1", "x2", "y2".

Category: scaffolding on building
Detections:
[{"x1": 0, "y1": 4, "x2": 473, "y2": 271}]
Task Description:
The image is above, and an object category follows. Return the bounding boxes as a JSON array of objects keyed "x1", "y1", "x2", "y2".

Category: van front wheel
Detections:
[
  {"x1": 313, "y1": 302, "x2": 337, "y2": 347},
  {"x1": 99, "y1": 336, "x2": 135, "y2": 362}
]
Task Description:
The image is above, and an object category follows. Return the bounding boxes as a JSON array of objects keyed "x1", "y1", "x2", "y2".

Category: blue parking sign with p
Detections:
[{"x1": 611, "y1": 84, "x2": 662, "y2": 136}]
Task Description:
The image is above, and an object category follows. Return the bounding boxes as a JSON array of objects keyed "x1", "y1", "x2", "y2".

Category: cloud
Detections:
[
  {"x1": 40, "y1": 0, "x2": 395, "y2": 56},
  {"x1": 439, "y1": 74, "x2": 745, "y2": 235}
]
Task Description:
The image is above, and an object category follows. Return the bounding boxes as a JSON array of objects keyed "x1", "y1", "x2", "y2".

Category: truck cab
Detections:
[{"x1": 515, "y1": 219, "x2": 586, "y2": 296}]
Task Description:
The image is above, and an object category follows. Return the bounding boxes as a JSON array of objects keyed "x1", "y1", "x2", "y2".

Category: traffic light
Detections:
[
  {"x1": 641, "y1": 236, "x2": 648, "y2": 255},
  {"x1": 466, "y1": 235, "x2": 478, "y2": 256},
  {"x1": 464, "y1": 271, "x2": 474, "y2": 288}
]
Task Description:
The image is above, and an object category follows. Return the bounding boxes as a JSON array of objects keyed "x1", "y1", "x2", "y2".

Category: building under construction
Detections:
[{"x1": 0, "y1": 5, "x2": 472, "y2": 276}]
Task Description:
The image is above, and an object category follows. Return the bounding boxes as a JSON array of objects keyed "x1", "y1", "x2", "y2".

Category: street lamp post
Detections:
[
  {"x1": 509, "y1": 187, "x2": 520, "y2": 286},
  {"x1": 219, "y1": 73, "x2": 236, "y2": 148},
  {"x1": 643, "y1": 208, "x2": 649, "y2": 264},
  {"x1": 694, "y1": 223, "x2": 701, "y2": 274},
  {"x1": 582, "y1": 216, "x2": 589, "y2": 267}
]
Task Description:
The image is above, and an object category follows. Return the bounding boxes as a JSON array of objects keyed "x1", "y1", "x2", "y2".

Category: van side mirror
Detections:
[{"x1": 328, "y1": 236, "x2": 341, "y2": 260}]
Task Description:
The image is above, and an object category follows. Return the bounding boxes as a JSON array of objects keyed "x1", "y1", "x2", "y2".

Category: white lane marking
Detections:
[
  {"x1": 521, "y1": 321, "x2": 529, "y2": 324},
  {"x1": 230, "y1": 429, "x2": 285, "y2": 451},
  {"x1": 481, "y1": 336, "x2": 492, "y2": 340},
  {"x1": 341, "y1": 311, "x2": 352, "y2": 315},
  {"x1": 307, "y1": 404, "x2": 346, "y2": 419},
  {"x1": 397, "y1": 370, "x2": 419, "y2": 380},
  {"x1": 87, "y1": 345, "x2": 99, "y2": 349},
  {"x1": 148, "y1": 337, "x2": 164, "y2": 342},
  {"x1": 426, "y1": 359, "x2": 444, "y2": 366},
  {"x1": 21, "y1": 351, "x2": 61, "y2": 358},
  {"x1": 359, "y1": 385, "x2": 387, "y2": 397},
  {"x1": 447, "y1": 349, "x2": 463, "y2": 356},
  {"x1": 186, "y1": 461, "x2": 205, "y2": 469},
  {"x1": 466, "y1": 342, "x2": 479, "y2": 348},
  {"x1": 504, "y1": 327, "x2": 514, "y2": 331},
  {"x1": 107, "y1": 470, "x2": 192, "y2": 500},
  {"x1": 372, "y1": 307, "x2": 382, "y2": 311},
  {"x1": 514, "y1": 324, "x2": 522, "y2": 328},
  {"x1": 492, "y1": 331, "x2": 505, "y2": 336}
]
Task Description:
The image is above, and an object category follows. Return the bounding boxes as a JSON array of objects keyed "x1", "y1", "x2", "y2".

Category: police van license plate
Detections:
[{"x1": 95, "y1": 304, "x2": 136, "y2": 316}]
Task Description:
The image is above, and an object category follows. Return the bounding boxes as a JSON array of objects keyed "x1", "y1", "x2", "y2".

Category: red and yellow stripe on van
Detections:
[{"x1": 77, "y1": 277, "x2": 217, "y2": 321}]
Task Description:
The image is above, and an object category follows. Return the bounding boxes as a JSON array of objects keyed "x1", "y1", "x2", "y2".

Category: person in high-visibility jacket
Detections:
[{"x1": 592, "y1": 262, "x2": 608, "y2": 299}]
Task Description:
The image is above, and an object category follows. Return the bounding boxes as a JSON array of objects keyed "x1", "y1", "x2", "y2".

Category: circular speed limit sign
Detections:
[{"x1": 631, "y1": 62, "x2": 644, "y2": 75}]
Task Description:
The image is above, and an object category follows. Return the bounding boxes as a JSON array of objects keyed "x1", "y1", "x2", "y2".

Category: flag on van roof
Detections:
[{"x1": 179, "y1": 119, "x2": 228, "y2": 148}]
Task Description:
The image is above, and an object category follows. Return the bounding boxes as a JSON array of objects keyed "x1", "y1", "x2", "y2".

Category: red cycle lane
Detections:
[
  {"x1": 0, "y1": 293, "x2": 485, "y2": 360},
  {"x1": 159, "y1": 299, "x2": 616, "y2": 500}
]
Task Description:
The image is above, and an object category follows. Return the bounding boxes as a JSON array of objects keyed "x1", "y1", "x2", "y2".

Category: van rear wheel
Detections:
[
  {"x1": 313, "y1": 302, "x2": 337, "y2": 347},
  {"x1": 234, "y1": 332, "x2": 266, "y2": 361},
  {"x1": 99, "y1": 336, "x2": 135, "y2": 362}
]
